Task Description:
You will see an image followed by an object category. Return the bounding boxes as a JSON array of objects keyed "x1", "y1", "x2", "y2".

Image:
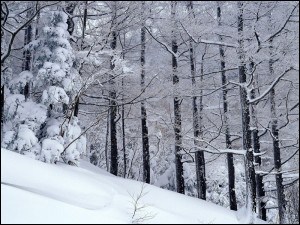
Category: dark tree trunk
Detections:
[
  {"x1": 105, "y1": 108, "x2": 110, "y2": 171},
  {"x1": 120, "y1": 34, "x2": 127, "y2": 178},
  {"x1": 269, "y1": 36, "x2": 285, "y2": 224},
  {"x1": 0, "y1": 84, "x2": 4, "y2": 143},
  {"x1": 73, "y1": 97, "x2": 79, "y2": 117},
  {"x1": 140, "y1": 2, "x2": 150, "y2": 184},
  {"x1": 109, "y1": 4, "x2": 118, "y2": 176},
  {"x1": 31, "y1": 2, "x2": 40, "y2": 70},
  {"x1": 22, "y1": 18, "x2": 32, "y2": 71},
  {"x1": 187, "y1": 1, "x2": 206, "y2": 200},
  {"x1": 121, "y1": 78, "x2": 126, "y2": 178},
  {"x1": 66, "y1": 2, "x2": 81, "y2": 117},
  {"x1": 1, "y1": 4, "x2": 7, "y2": 143},
  {"x1": 249, "y1": 60, "x2": 266, "y2": 220},
  {"x1": 22, "y1": 4, "x2": 33, "y2": 101},
  {"x1": 171, "y1": 1, "x2": 184, "y2": 194},
  {"x1": 217, "y1": 3, "x2": 237, "y2": 210},
  {"x1": 65, "y1": 2, "x2": 77, "y2": 36},
  {"x1": 65, "y1": 2, "x2": 78, "y2": 116},
  {"x1": 237, "y1": 1, "x2": 256, "y2": 213},
  {"x1": 80, "y1": 1, "x2": 88, "y2": 49}
]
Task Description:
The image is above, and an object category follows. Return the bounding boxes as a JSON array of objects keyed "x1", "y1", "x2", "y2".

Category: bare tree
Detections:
[
  {"x1": 187, "y1": 0, "x2": 206, "y2": 200},
  {"x1": 268, "y1": 16, "x2": 286, "y2": 224},
  {"x1": 110, "y1": 1, "x2": 118, "y2": 176},
  {"x1": 171, "y1": 1, "x2": 185, "y2": 194},
  {"x1": 237, "y1": 1, "x2": 256, "y2": 213},
  {"x1": 140, "y1": 1, "x2": 150, "y2": 184},
  {"x1": 217, "y1": 2, "x2": 237, "y2": 210}
]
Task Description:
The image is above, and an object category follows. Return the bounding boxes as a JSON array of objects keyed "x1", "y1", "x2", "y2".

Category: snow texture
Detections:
[{"x1": 0, "y1": 149, "x2": 267, "y2": 224}]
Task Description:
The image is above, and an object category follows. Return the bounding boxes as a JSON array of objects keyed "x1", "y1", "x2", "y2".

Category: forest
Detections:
[{"x1": 1, "y1": 1, "x2": 299, "y2": 224}]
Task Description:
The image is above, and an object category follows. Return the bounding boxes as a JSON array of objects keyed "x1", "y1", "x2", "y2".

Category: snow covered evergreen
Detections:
[{"x1": 2, "y1": 9, "x2": 85, "y2": 165}]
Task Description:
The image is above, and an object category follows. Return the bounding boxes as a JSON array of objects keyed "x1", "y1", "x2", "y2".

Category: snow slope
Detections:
[{"x1": 1, "y1": 149, "x2": 264, "y2": 224}]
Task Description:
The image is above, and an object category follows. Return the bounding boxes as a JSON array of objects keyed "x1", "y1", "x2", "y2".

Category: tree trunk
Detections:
[
  {"x1": 269, "y1": 35, "x2": 286, "y2": 224},
  {"x1": 217, "y1": 2, "x2": 237, "y2": 210},
  {"x1": 171, "y1": 1, "x2": 184, "y2": 194},
  {"x1": 0, "y1": 84, "x2": 4, "y2": 144},
  {"x1": 66, "y1": 2, "x2": 77, "y2": 36},
  {"x1": 120, "y1": 34, "x2": 127, "y2": 178},
  {"x1": 105, "y1": 108, "x2": 110, "y2": 171},
  {"x1": 121, "y1": 78, "x2": 126, "y2": 178},
  {"x1": 65, "y1": 2, "x2": 78, "y2": 116},
  {"x1": 1, "y1": 3, "x2": 7, "y2": 144},
  {"x1": 249, "y1": 60, "x2": 266, "y2": 220},
  {"x1": 22, "y1": 3, "x2": 33, "y2": 101},
  {"x1": 66, "y1": 1, "x2": 82, "y2": 117},
  {"x1": 187, "y1": 1, "x2": 206, "y2": 200},
  {"x1": 109, "y1": 3, "x2": 118, "y2": 176},
  {"x1": 237, "y1": 1, "x2": 256, "y2": 213},
  {"x1": 140, "y1": 1, "x2": 150, "y2": 184},
  {"x1": 22, "y1": 5, "x2": 32, "y2": 72}
]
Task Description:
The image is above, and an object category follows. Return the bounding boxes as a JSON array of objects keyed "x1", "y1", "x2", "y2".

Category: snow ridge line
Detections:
[{"x1": 1, "y1": 181, "x2": 109, "y2": 210}]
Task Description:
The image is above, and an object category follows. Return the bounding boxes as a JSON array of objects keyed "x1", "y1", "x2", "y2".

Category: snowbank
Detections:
[{"x1": 1, "y1": 149, "x2": 265, "y2": 224}]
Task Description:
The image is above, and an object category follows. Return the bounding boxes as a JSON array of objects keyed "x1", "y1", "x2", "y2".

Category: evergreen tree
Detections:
[{"x1": 32, "y1": 9, "x2": 85, "y2": 165}]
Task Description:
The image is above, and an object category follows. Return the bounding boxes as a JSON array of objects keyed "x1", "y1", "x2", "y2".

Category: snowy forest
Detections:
[{"x1": 1, "y1": 1, "x2": 299, "y2": 224}]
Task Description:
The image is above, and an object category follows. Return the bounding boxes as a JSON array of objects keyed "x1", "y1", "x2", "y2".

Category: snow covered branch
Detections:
[{"x1": 248, "y1": 67, "x2": 295, "y2": 104}]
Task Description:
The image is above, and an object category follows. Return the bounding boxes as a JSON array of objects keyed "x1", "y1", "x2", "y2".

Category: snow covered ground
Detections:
[{"x1": 1, "y1": 149, "x2": 265, "y2": 224}]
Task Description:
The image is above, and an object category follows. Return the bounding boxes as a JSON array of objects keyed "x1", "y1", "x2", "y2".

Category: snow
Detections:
[
  {"x1": 4, "y1": 94, "x2": 25, "y2": 119},
  {"x1": 253, "y1": 151, "x2": 266, "y2": 156},
  {"x1": 16, "y1": 101, "x2": 47, "y2": 132},
  {"x1": 2, "y1": 131, "x2": 16, "y2": 148},
  {"x1": 42, "y1": 86, "x2": 70, "y2": 105},
  {"x1": 46, "y1": 124, "x2": 60, "y2": 137},
  {"x1": 16, "y1": 124, "x2": 38, "y2": 152},
  {"x1": 40, "y1": 139, "x2": 64, "y2": 163},
  {"x1": 1, "y1": 149, "x2": 267, "y2": 224},
  {"x1": 9, "y1": 71, "x2": 33, "y2": 92},
  {"x1": 62, "y1": 77, "x2": 73, "y2": 92}
]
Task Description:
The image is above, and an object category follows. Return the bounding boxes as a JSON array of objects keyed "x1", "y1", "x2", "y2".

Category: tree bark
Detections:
[
  {"x1": 105, "y1": 108, "x2": 110, "y2": 171},
  {"x1": 22, "y1": 12, "x2": 32, "y2": 71},
  {"x1": 249, "y1": 60, "x2": 266, "y2": 220},
  {"x1": 171, "y1": 1, "x2": 184, "y2": 194},
  {"x1": 22, "y1": 3, "x2": 33, "y2": 101},
  {"x1": 237, "y1": 1, "x2": 256, "y2": 213},
  {"x1": 109, "y1": 2, "x2": 118, "y2": 176},
  {"x1": 187, "y1": 1, "x2": 206, "y2": 200},
  {"x1": 65, "y1": 2, "x2": 77, "y2": 36},
  {"x1": 269, "y1": 35, "x2": 286, "y2": 224},
  {"x1": 121, "y1": 78, "x2": 127, "y2": 178},
  {"x1": 140, "y1": 1, "x2": 150, "y2": 184},
  {"x1": 217, "y1": 2, "x2": 237, "y2": 210},
  {"x1": 0, "y1": 84, "x2": 4, "y2": 144},
  {"x1": 67, "y1": 1, "x2": 83, "y2": 117}
]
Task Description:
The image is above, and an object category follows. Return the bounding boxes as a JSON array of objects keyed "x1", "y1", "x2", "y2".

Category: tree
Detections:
[
  {"x1": 171, "y1": 1, "x2": 185, "y2": 194},
  {"x1": 237, "y1": 1, "x2": 256, "y2": 214},
  {"x1": 109, "y1": 1, "x2": 118, "y2": 176},
  {"x1": 32, "y1": 9, "x2": 85, "y2": 164},
  {"x1": 268, "y1": 20, "x2": 286, "y2": 224},
  {"x1": 217, "y1": 2, "x2": 237, "y2": 210},
  {"x1": 249, "y1": 60, "x2": 266, "y2": 220},
  {"x1": 140, "y1": 1, "x2": 150, "y2": 184},
  {"x1": 187, "y1": 0, "x2": 206, "y2": 200}
]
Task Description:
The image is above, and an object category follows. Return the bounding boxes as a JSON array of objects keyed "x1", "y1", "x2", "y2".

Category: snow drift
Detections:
[{"x1": 1, "y1": 149, "x2": 264, "y2": 224}]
